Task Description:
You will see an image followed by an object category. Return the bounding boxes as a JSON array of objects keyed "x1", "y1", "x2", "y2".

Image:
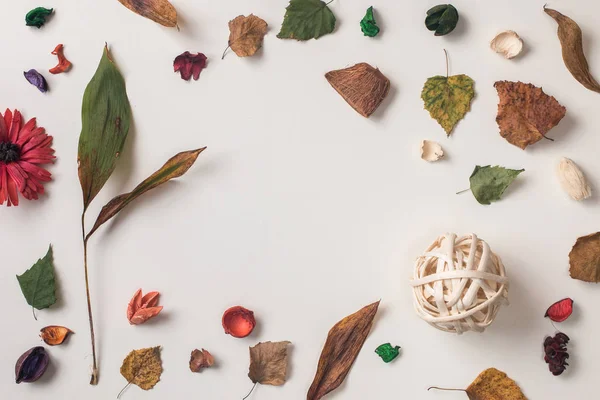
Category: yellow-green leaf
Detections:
[
  {"x1": 86, "y1": 148, "x2": 205, "y2": 239},
  {"x1": 421, "y1": 74, "x2": 474, "y2": 136},
  {"x1": 78, "y1": 45, "x2": 131, "y2": 211}
]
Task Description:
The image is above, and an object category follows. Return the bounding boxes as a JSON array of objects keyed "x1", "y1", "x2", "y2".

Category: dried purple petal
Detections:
[
  {"x1": 24, "y1": 69, "x2": 48, "y2": 93},
  {"x1": 15, "y1": 346, "x2": 49, "y2": 383},
  {"x1": 173, "y1": 52, "x2": 207, "y2": 81}
]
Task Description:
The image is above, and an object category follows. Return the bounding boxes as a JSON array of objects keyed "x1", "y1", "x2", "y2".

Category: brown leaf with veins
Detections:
[
  {"x1": 429, "y1": 367, "x2": 527, "y2": 399},
  {"x1": 119, "y1": 347, "x2": 162, "y2": 393},
  {"x1": 307, "y1": 301, "x2": 380, "y2": 400},
  {"x1": 223, "y1": 15, "x2": 268, "y2": 59},
  {"x1": 494, "y1": 81, "x2": 566, "y2": 149},
  {"x1": 569, "y1": 232, "x2": 600, "y2": 283},
  {"x1": 127, "y1": 289, "x2": 163, "y2": 325},
  {"x1": 248, "y1": 341, "x2": 291, "y2": 386}
]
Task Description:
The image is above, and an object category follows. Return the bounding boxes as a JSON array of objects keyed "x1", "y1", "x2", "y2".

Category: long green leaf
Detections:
[
  {"x1": 16, "y1": 245, "x2": 56, "y2": 319},
  {"x1": 78, "y1": 45, "x2": 131, "y2": 211},
  {"x1": 86, "y1": 148, "x2": 206, "y2": 239}
]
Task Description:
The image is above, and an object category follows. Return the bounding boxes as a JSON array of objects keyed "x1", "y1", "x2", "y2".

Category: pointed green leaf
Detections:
[
  {"x1": 277, "y1": 0, "x2": 336, "y2": 41},
  {"x1": 16, "y1": 245, "x2": 56, "y2": 316},
  {"x1": 360, "y1": 6, "x2": 380, "y2": 37},
  {"x1": 78, "y1": 45, "x2": 132, "y2": 211},
  {"x1": 86, "y1": 148, "x2": 206, "y2": 239},
  {"x1": 469, "y1": 165, "x2": 524, "y2": 205},
  {"x1": 422, "y1": 74, "x2": 474, "y2": 136}
]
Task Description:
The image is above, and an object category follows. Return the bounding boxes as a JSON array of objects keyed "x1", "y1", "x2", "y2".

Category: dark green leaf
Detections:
[
  {"x1": 277, "y1": 0, "x2": 336, "y2": 41},
  {"x1": 360, "y1": 6, "x2": 380, "y2": 37},
  {"x1": 25, "y1": 7, "x2": 53, "y2": 28},
  {"x1": 375, "y1": 343, "x2": 400, "y2": 363},
  {"x1": 86, "y1": 148, "x2": 206, "y2": 239},
  {"x1": 425, "y1": 4, "x2": 458, "y2": 36},
  {"x1": 78, "y1": 45, "x2": 131, "y2": 211},
  {"x1": 469, "y1": 166, "x2": 524, "y2": 205},
  {"x1": 16, "y1": 245, "x2": 56, "y2": 318}
]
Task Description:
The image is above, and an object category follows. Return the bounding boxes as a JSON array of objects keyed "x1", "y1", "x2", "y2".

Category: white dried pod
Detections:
[
  {"x1": 490, "y1": 31, "x2": 524, "y2": 59},
  {"x1": 557, "y1": 157, "x2": 591, "y2": 201},
  {"x1": 420, "y1": 140, "x2": 444, "y2": 162}
]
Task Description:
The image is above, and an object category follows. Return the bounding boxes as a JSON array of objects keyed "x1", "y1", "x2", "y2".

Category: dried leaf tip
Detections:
[{"x1": 556, "y1": 157, "x2": 591, "y2": 201}]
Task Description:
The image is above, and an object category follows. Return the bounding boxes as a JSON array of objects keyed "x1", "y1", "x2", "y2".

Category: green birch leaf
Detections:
[
  {"x1": 86, "y1": 148, "x2": 206, "y2": 239},
  {"x1": 16, "y1": 245, "x2": 56, "y2": 318},
  {"x1": 469, "y1": 165, "x2": 524, "y2": 205},
  {"x1": 360, "y1": 6, "x2": 380, "y2": 37},
  {"x1": 421, "y1": 74, "x2": 474, "y2": 136},
  {"x1": 277, "y1": 0, "x2": 336, "y2": 41},
  {"x1": 78, "y1": 45, "x2": 131, "y2": 211}
]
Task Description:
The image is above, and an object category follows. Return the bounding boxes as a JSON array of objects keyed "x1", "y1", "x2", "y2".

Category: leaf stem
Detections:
[
  {"x1": 325, "y1": 0, "x2": 335, "y2": 5},
  {"x1": 242, "y1": 382, "x2": 257, "y2": 400},
  {"x1": 32, "y1": 306, "x2": 37, "y2": 320},
  {"x1": 117, "y1": 382, "x2": 132, "y2": 399},
  {"x1": 456, "y1": 188, "x2": 470, "y2": 195},
  {"x1": 428, "y1": 386, "x2": 467, "y2": 392},
  {"x1": 82, "y1": 212, "x2": 99, "y2": 385},
  {"x1": 444, "y1": 49, "x2": 449, "y2": 78},
  {"x1": 221, "y1": 45, "x2": 231, "y2": 60}
]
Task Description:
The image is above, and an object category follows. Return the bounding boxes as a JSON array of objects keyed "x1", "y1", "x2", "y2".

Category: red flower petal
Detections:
[
  {"x1": 174, "y1": 51, "x2": 207, "y2": 81},
  {"x1": 127, "y1": 289, "x2": 142, "y2": 321},
  {"x1": 545, "y1": 298, "x2": 573, "y2": 322},
  {"x1": 130, "y1": 306, "x2": 163, "y2": 325},
  {"x1": 141, "y1": 291, "x2": 160, "y2": 308}
]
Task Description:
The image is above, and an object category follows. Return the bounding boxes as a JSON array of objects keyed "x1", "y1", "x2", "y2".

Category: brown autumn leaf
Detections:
[
  {"x1": 189, "y1": 348, "x2": 215, "y2": 372},
  {"x1": 325, "y1": 63, "x2": 390, "y2": 118},
  {"x1": 40, "y1": 325, "x2": 74, "y2": 346},
  {"x1": 494, "y1": 81, "x2": 566, "y2": 149},
  {"x1": 429, "y1": 368, "x2": 527, "y2": 399},
  {"x1": 307, "y1": 301, "x2": 380, "y2": 400},
  {"x1": 116, "y1": 0, "x2": 177, "y2": 28},
  {"x1": 544, "y1": 7, "x2": 600, "y2": 93},
  {"x1": 86, "y1": 148, "x2": 205, "y2": 239},
  {"x1": 569, "y1": 231, "x2": 600, "y2": 283},
  {"x1": 120, "y1": 347, "x2": 162, "y2": 394},
  {"x1": 248, "y1": 341, "x2": 291, "y2": 386},
  {"x1": 223, "y1": 15, "x2": 268, "y2": 59}
]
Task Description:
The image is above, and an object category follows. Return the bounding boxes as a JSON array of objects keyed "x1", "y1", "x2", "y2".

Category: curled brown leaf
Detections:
[
  {"x1": 223, "y1": 15, "x2": 268, "y2": 59},
  {"x1": 40, "y1": 325, "x2": 74, "y2": 346},
  {"x1": 117, "y1": 0, "x2": 177, "y2": 27}
]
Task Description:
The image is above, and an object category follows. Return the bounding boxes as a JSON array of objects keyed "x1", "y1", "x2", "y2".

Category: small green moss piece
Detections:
[
  {"x1": 360, "y1": 6, "x2": 380, "y2": 37},
  {"x1": 375, "y1": 343, "x2": 401, "y2": 363},
  {"x1": 25, "y1": 7, "x2": 53, "y2": 28}
]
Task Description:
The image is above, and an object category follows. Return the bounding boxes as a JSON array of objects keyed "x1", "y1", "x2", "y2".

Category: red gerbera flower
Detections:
[{"x1": 0, "y1": 109, "x2": 55, "y2": 206}]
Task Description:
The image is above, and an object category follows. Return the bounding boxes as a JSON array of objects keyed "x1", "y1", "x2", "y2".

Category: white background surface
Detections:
[{"x1": 1, "y1": 0, "x2": 599, "y2": 399}]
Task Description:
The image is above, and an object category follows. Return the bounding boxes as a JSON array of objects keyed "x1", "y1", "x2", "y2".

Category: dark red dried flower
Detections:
[
  {"x1": 173, "y1": 52, "x2": 207, "y2": 81},
  {"x1": 544, "y1": 332, "x2": 570, "y2": 376},
  {"x1": 544, "y1": 298, "x2": 573, "y2": 322},
  {"x1": 222, "y1": 306, "x2": 255, "y2": 338}
]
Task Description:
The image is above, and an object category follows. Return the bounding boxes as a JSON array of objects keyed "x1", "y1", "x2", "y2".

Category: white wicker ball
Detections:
[{"x1": 410, "y1": 233, "x2": 509, "y2": 334}]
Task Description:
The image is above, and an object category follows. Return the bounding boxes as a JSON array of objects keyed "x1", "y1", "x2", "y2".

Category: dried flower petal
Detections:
[
  {"x1": 25, "y1": 7, "x2": 53, "y2": 28},
  {"x1": 49, "y1": 44, "x2": 72, "y2": 74},
  {"x1": 222, "y1": 306, "x2": 256, "y2": 338},
  {"x1": 545, "y1": 298, "x2": 573, "y2": 322},
  {"x1": 24, "y1": 69, "x2": 48, "y2": 93},
  {"x1": 189, "y1": 348, "x2": 214, "y2": 372},
  {"x1": 544, "y1": 332, "x2": 570, "y2": 375},
  {"x1": 173, "y1": 52, "x2": 207, "y2": 81},
  {"x1": 127, "y1": 289, "x2": 163, "y2": 325},
  {"x1": 15, "y1": 346, "x2": 49, "y2": 383},
  {"x1": 490, "y1": 31, "x2": 524, "y2": 59},
  {"x1": 420, "y1": 140, "x2": 444, "y2": 162},
  {"x1": 557, "y1": 157, "x2": 591, "y2": 201},
  {"x1": 40, "y1": 325, "x2": 74, "y2": 346}
]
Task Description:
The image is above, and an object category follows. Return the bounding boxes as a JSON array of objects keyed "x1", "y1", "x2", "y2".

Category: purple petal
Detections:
[{"x1": 24, "y1": 69, "x2": 48, "y2": 93}]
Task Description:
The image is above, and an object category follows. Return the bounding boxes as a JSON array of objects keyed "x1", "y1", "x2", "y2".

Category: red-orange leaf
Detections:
[{"x1": 86, "y1": 148, "x2": 205, "y2": 239}]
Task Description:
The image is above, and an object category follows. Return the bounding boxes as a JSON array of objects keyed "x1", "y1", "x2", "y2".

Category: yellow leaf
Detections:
[{"x1": 120, "y1": 347, "x2": 162, "y2": 393}]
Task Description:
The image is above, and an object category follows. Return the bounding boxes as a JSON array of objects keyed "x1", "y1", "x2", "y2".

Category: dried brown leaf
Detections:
[
  {"x1": 117, "y1": 0, "x2": 177, "y2": 27},
  {"x1": 325, "y1": 63, "x2": 390, "y2": 118},
  {"x1": 569, "y1": 232, "x2": 600, "y2": 283},
  {"x1": 466, "y1": 368, "x2": 528, "y2": 400},
  {"x1": 494, "y1": 81, "x2": 566, "y2": 149},
  {"x1": 189, "y1": 348, "x2": 215, "y2": 372},
  {"x1": 307, "y1": 301, "x2": 380, "y2": 400},
  {"x1": 120, "y1": 347, "x2": 162, "y2": 392},
  {"x1": 224, "y1": 15, "x2": 268, "y2": 59},
  {"x1": 545, "y1": 7, "x2": 600, "y2": 93},
  {"x1": 248, "y1": 341, "x2": 291, "y2": 386}
]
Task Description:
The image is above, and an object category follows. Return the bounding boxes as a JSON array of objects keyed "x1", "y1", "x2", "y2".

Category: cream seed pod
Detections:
[
  {"x1": 490, "y1": 31, "x2": 524, "y2": 59},
  {"x1": 420, "y1": 140, "x2": 444, "y2": 162},
  {"x1": 557, "y1": 157, "x2": 591, "y2": 201}
]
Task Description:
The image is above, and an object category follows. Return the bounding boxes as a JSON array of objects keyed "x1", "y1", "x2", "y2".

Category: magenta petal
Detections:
[{"x1": 173, "y1": 51, "x2": 207, "y2": 81}]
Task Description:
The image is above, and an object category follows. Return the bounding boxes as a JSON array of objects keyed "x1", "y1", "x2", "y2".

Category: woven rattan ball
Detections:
[{"x1": 410, "y1": 233, "x2": 509, "y2": 334}]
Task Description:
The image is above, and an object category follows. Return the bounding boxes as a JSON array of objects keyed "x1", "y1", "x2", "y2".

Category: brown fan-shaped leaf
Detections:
[
  {"x1": 494, "y1": 81, "x2": 566, "y2": 149},
  {"x1": 224, "y1": 15, "x2": 268, "y2": 59},
  {"x1": 248, "y1": 341, "x2": 291, "y2": 386},
  {"x1": 325, "y1": 63, "x2": 390, "y2": 118},
  {"x1": 569, "y1": 231, "x2": 600, "y2": 283}
]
